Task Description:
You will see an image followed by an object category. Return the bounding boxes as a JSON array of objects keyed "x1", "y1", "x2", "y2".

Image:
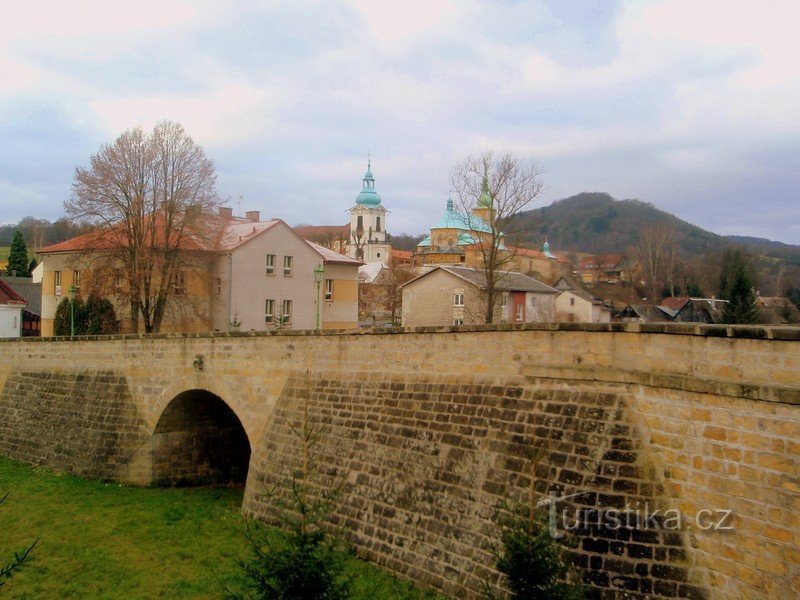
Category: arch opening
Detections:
[{"x1": 151, "y1": 389, "x2": 251, "y2": 487}]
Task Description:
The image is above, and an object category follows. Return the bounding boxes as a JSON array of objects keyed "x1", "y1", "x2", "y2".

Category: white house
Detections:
[{"x1": 0, "y1": 279, "x2": 27, "y2": 337}]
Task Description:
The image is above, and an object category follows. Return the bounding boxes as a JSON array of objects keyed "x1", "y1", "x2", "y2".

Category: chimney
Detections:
[
  {"x1": 218, "y1": 206, "x2": 233, "y2": 219},
  {"x1": 245, "y1": 210, "x2": 260, "y2": 222}
]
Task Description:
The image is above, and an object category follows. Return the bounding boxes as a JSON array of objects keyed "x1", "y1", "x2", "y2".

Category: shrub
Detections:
[
  {"x1": 227, "y1": 379, "x2": 349, "y2": 600},
  {"x1": 494, "y1": 503, "x2": 584, "y2": 600}
]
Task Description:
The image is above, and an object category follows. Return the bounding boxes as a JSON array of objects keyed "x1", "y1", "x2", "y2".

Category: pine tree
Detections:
[
  {"x1": 718, "y1": 249, "x2": 759, "y2": 324},
  {"x1": 6, "y1": 231, "x2": 29, "y2": 277}
]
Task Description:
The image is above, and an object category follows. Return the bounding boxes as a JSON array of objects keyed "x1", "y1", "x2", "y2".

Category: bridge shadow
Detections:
[{"x1": 151, "y1": 389, "x2": 251, "y2": 487}]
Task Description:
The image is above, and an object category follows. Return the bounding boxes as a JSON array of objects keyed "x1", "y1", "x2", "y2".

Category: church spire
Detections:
[{"x1": 477, "y1": 174, "x2": 491, "y2": 208}]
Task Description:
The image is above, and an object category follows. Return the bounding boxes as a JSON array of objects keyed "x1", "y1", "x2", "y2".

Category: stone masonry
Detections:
[{"x1": 0, "y1": 323, "x2": 797, "y2": 598}]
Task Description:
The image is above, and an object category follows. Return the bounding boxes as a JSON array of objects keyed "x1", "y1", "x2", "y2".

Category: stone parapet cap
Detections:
[{"x1": 2, "y1": 321, "x2": 799, "y2": 343}]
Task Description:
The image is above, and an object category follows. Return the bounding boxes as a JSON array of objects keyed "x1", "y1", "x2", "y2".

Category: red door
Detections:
[{"x1": 512, "y1": 292, "x2": 526, "y2": 322}]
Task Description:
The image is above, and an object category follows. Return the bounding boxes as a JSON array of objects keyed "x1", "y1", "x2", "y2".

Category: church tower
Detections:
[{"x1": 347, "y1": 158, "x2": 391, "y2": 263}]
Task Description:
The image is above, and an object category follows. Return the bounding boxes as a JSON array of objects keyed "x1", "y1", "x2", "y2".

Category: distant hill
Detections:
[{"x1": 509, "y1": 192, "x2": 800, "y2": 262}]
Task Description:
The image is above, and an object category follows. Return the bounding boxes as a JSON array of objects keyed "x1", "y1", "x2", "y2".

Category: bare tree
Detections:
[
  {"x1": 450, "y1": 150, "x2": 544, "y2": 323},
  {"x1": 66, "y1": 121, "x2": 221, "y2": 333},
  {"x1": 379, "y1": 263, "x2": 417, "y2": 325},
  {"x1": 636, "y1": 224, "x2": 675, "y2": 303}
]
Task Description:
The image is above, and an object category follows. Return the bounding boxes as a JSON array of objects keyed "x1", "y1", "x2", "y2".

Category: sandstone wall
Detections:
[{"x1": 0, "y1": 323, "x2": 797, "y2": 598}]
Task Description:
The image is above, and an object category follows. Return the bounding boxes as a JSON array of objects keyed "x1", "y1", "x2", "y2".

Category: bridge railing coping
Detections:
[{"x1": 2, "y1": 322, "x2": 799, "y2": 343}]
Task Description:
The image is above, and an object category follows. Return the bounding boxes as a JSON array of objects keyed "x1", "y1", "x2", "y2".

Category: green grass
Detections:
[
  {"x1": 0, "y1": 458, "x2": 440, "y2": 599},
  {"x1": 0, "y1": 246, "x2": 9, "y2": 269}
]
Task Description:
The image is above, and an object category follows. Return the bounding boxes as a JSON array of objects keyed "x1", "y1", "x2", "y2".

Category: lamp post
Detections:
[
  {"x1": 68, "y1": 284, "x2": 77, "y2": 337},
  {"x1": 313, "y1": 264, "x2": 325, "y2": 331}
]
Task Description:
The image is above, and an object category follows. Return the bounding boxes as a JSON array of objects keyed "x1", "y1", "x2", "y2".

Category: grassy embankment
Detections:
[{"x1": 0, "y1": 457, "x2": 440, "y2": 599}]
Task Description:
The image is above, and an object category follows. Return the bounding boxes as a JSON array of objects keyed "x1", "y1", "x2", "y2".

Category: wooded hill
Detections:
[{"x1": 509, "y1": 192, "x2": 799, "y2": 263}]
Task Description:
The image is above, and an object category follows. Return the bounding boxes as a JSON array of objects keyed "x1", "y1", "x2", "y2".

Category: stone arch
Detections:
[{"x1": 151, "y1": 389, "x2": 251, "y2": 487}]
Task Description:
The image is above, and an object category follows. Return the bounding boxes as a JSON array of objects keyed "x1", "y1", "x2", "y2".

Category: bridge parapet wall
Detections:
[{"x1": 0, "y1": 323, "x2": 797, "y2": 598}]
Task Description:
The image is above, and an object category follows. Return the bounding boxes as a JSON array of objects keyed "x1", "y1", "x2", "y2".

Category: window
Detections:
[
  {"x1": 12, "y1": 316, "x2": 17, "y2": 329},
  {"x1": 174, "y1": 271, "x2": 186, "y2": 295},
  {"x1": 501, "y1": 293, "x2": 508, "y2": 308},
  {"x1": 265, "y1": 299, "x2": 274, "y2": 323},
  {"x1": 529, "y1": 296, "x2": 536, "y2": 308},
  {"x1": 114, "y1": 268, "x2": 123, "y2": 291},
  {"x1": 453, "y1": 318, "x2": 464, "y2": 326},
  {"x1": 453, "y1": 292, "x2": 464, "y2": 307},
  {"x1": 376, "y1": 216, "x2": 381, "y2": 232},
  {"x1": 266, "y1": 254, "x2": 275, "y2": 275},
  {"x1": 54, "y1": 270, "x2": 62, "y2": 295},
  {"x1": 325, "y1": 279, "x2": 333, "y2": 301},
  {"x1": 283, "y1": 255, "x2": 293, "y2": 276},
  {"x1": 282, "y1": 299, "x2": 292, "y2": 322},
  {"x1": 72, "y1": 270, "x2": 81, "y2": 288},
  {"x1": 356, "y1": 215, "x2": 364, "y2": 233},
  {"x1": 570, "y1": 297, "x2": 575, "y2": 306},
  {"x1": 515, "y1": 304, "x2": 524, "y2": 321}
]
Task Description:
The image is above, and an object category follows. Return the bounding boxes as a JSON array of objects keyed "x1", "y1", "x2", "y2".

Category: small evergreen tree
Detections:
[
  {"x1": 53, "y1": 297, "x2": 81, "y2": 336},
  {"x1": 54, "y1": 295, "x2": 118, "y2": 335},
  {"x1": 686, "y1": 281, "x2": 703, "y2": 297},
  {"x1": 28, "y1": 257, "x2": 37, "y2": 275},
  {"x1": 490, "y1": 450, "x2": 584, "y2": 600},
  {"x1": 718, "y1": 249, "x2": 759, "y2": 324},
  {"x1": 6, "y1": 231, "x2": 30, "y2": 277},
  {"x1": 227, "y1": 377, "x2": 348, "y2": 600},
  {"x1": 82, "y1": 294, "x2": 119, "y2": 335},
  {"x1": 494, "y1": 505, "x2": 584, "y2": 600}
]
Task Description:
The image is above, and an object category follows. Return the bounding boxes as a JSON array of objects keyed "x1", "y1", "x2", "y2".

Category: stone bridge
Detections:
[{"x1": 0, "y1": 323, "x2": 798, "y2": 599}]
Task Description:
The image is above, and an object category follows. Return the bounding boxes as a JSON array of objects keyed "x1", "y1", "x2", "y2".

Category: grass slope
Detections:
[{"x1": 0, "y1": 458, "x2": 440, "y2": 599}]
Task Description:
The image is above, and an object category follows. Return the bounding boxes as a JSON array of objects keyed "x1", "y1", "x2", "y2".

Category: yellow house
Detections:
[{"x1": 38, "y1": 235, "x2": 215, "y2": 336}]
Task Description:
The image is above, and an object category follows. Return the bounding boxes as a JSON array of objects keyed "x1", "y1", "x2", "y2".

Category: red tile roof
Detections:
[
  {"x1": 661, "y1": 296, "x2": 690, "y2": 311},
  {"x1": 0, "y1": 279, "x2": 28, "y2": 306},
  {"x1": 40, "y1": 215, "x2": 216, "y2": 253},
  {"x1": 577, "y1": 254, "x2": 624, "y2": 271},
  {"x1": 391, "y1": 249, "x2": 413, "y2": 260}
]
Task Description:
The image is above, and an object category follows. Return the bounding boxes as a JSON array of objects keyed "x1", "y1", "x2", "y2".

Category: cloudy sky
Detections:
[{"x1": 1, "y1": 0, "x2": 798, "y2": 243}]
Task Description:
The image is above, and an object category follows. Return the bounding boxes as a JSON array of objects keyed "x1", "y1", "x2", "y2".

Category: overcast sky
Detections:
[{"x1": 1, "y1": 0, "x2": 798, "y2": 244}]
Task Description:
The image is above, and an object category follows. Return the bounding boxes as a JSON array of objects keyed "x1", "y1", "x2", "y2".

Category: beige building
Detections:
[
  {"x1": 401, "y1": 265, "x2": 558, "y2": 328},
  {"x1": 507, "y1": 242, "x2": 572, "y2": 285},
  {"x1": 555, "y1": 289, "x2": 612, "y2": 323},
  {"x1": 212, "y1": 214, "x2": 360, "y2": 332},
  {"x1": 37, "y1": 209, "x2": 360, "y2": 336}
]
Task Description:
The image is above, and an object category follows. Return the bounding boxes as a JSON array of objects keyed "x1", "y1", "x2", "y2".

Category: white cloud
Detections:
[{"x1": 89, "y1": 77, "x2": 285, "y2": 146}]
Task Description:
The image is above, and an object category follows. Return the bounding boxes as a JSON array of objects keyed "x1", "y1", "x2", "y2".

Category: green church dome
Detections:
[{"x1": 355, "y1": 161, "x2": 381, "y2": 207}]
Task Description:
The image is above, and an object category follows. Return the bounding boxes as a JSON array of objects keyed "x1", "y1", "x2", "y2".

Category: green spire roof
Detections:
[
  {"x1": 355, "y1": 156, "x2": 381, "y2": 207},
  {"x1": 477, "y1": 175, "x2": 492, "y2": 208}
]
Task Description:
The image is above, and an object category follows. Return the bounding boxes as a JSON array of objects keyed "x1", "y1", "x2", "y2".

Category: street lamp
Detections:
[
  {"x1": 68, "y1": 284, "x2": 78, "y2": 337},
  {"x1": 313, "y1": 264, "x2": 325, "y2": 331}
]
